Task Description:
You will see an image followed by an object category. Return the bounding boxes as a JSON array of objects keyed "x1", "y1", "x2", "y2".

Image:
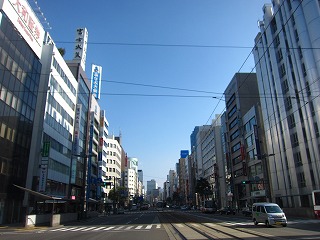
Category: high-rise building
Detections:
[
  {"x1": 105, "y1": 135, "x2": 122, "y2": 197},
  {"x1": 224, "y1": 73, "x2": 262, "y2": 210},
  {"x1": 33, "y1": 33, "x2": 78, "y2": 204},
  {"x1": 190, "y1": 125, "x2": 211, "y2": 179},
  {"x1": 253, "y1": 1, "x2": 320, "y2": 215},
  {"x1": 0, "y1": 0, "x2": 45, "y2": 224},
  {"x1": 124, "y1": 157, "x2": 138, "y2": 199}
]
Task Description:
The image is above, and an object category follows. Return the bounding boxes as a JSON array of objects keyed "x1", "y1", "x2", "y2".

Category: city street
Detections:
[{"x1": 0, "y1": 209, "x2": 319, "y2": 240}]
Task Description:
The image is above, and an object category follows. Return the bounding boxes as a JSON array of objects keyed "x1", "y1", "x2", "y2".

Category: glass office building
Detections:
[{"x1": 0, "y1": 11, "x2": 42, "y2": 223}]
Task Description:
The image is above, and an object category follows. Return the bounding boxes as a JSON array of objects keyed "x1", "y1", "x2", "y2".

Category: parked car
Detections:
[
  {"x1": 242, "y1": 206, "x2": 252, "y2": 216},
  {"x1": 180, "y1": 205, "x2": 190, "y2": 211},
  {"x1": 140, "y1": 204, "x2": 149, "y2": 211},
  {"x1": 218, "y1": 206, "x2": 236, "y2": 215}
]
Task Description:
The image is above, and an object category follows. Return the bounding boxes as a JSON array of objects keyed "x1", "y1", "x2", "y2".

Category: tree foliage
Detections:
[
  {"x1": 195, "y1": 177, "x2": 213, "y2": 199},
  {"x1": 108, "y1": 186, "x2": 128, "y2": 206},
  {"x1": 58, "y1": 48, "x2": 66, "y2": 57}
]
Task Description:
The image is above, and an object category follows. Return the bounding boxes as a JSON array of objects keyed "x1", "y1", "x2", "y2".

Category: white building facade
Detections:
[
  {"x1": 253, "y1": 0, "x2": 320, "y2": 214},
  {"x1": 104, "y1": 135, "x2": 122, "y2": 196}
]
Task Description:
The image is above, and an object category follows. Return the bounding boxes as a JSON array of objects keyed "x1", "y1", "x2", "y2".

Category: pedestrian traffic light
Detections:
[{"x1": 242, "y1": 180, "x2": 251, "y2": 184}]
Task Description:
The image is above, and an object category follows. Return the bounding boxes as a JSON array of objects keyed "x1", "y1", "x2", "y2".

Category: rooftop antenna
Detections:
[{"x1": 31, "y1": 0, "x2": 52, "y2": 30}]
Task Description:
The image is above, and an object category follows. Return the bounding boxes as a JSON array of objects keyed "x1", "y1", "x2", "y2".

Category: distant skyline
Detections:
[{"x1": 33, "y1": 0, "x2": 268, "y2": 186}]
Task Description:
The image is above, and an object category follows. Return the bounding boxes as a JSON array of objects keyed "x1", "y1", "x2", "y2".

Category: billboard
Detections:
[
  {"x1": 91, "y1": 64, "x2": 102, "y2": 99},
  {"x1": 0, "y1": 0, "x2": 45, "y2": 58}
]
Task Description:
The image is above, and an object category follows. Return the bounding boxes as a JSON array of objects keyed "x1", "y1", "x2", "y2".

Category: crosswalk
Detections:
[
  {"x1": 223, "y1": 219, "x2": 320, "y2": 226},
  {"x1": 49, "y1": 224, "x2": 162, "y2": 232}
]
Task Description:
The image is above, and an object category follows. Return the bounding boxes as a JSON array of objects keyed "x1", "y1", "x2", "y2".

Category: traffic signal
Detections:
[{"x1": 242, "y1": 180, "x2": 251, "y2": 184}]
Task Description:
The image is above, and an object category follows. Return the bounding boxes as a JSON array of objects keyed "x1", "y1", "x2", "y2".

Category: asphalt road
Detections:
[{"x1": 0, "y1": 209, "x2": 319, "y2": 240}]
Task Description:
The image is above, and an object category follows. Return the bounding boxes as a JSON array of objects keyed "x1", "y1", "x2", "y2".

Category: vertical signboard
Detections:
[
  {"x1": 253, "y1": 125, "x2": 262, "y2": 159},
  {"x1": 73, "y1": 104, "x2": 81, "y2": 155},
  {"x1": 39, "y1": 141, "x2": 50, "y2": 192},
  {"x1": 91, "y1": 64, "x2": 102, "y2": 99},
  {"x1": 86, "y1": 111, "x2": 94, "y2": 201},
  {"x1": 97, "y1": 111, "x2": 104, "y2": 198},
  {"x1": 39, "y1": 164, "x2": 48, "y2": 192},
  {"x1": 73, "y1": 27, "x2": 88, "y2": 71}
]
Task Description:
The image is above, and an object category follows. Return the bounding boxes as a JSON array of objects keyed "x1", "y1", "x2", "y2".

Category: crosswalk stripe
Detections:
[
  {"x1": 125, "y1": 226, "x2": 134, "y2": 230},
  {"x1": 70, "y1": 227, "x2": 87, "y2": 231},
  {"x1": 135, "y1": 225, "x2": 143, "y2": 229},
  {"x1": 93, "y1": 227, "x2": 106, "y2": 231},
  {"x1": 51, "y1": 228, "x2": 67, "y2": 232},
  {"x1": 114, "y1": 226, "x2": 124, "y2": 230},
  {"x1": 60, "y1": 227, "x2": 78, "y2": 231},
  {"x1": 103, "y1": 226, "x2": 115, "y2": 230},
  {"x1": 81, "y1": 227, "x2": 97, "y2": 231},
  {"x1": 145, "y1": 225, "x2": 152, "y2": 229}
]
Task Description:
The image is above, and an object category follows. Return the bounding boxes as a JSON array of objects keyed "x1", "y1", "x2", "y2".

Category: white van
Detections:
[{"x1": 252, "y1": 203, "x2": 287, "y2": 227}]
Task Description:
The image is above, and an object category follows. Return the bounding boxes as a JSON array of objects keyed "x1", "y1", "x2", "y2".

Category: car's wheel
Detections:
[
  {"x1": 253, "y1": 219, "x2": 258, "y2": 225},
  {"x1": 282, "y1": 223, "x2": 287, "y2": 227},
  {"x1": 265, "y1": 220, "x2": 271, "y2": 227}
]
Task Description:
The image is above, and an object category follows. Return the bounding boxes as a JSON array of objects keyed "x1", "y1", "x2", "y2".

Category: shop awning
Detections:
[{"x1": 13, "y1": 184, "x2": 63, "y2": 200}]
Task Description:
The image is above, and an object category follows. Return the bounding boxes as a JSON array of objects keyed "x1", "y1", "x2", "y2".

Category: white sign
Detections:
[
  {"x1": 39, "y1": 164, "x2": 48, "y2": 192},
  {"x1": 0, "y1": 0, "x2": 45, "y2": 58},
  {"x1": 73, "y1": 27, "x2": 88, "y2": 71}
]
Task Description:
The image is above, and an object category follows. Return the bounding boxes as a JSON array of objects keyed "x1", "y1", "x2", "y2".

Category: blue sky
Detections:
[{"x1": 33, "y1": 0, "x2": 268, "y2": 186}]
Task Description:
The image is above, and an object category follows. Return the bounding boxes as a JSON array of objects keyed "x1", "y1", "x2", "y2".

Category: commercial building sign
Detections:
[
  {"x1": 39, "y1": 164, "x2": 47, "y2": 192},
  {"x1": 73, "y1": 104, "x2": 81, "y2": 155},
  {"x1": 73, "y1": 27, "x2": 88, "y2": 71},
  {"x1": 91, "y1": 64, "x2": 102, "y2": 99},
  {"x1": 0, "y1": 0, "x2": 45, "y2": 58},
  {"x1": 180, "y1": 150, "x2": 189, "y2": 158}
]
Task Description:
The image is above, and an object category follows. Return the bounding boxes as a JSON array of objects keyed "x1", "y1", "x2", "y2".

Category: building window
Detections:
[
  {"x1": 298, "y1": 46, "x2": 303, "y2": 59},
  {"x1": 245, "y1": 134, "x2": 254, "y2": 147},
  {"x1": 314, "y1": 122, "x2": 319, "y2": 138},
  {"x1": 295, "y1": 29, "x2": 299, "y2": 42},
  {"x1": 231, "y1": 142, "x2": 241, "y2": 153},
  {"x1": 310, "y1": 102, "x2": 315, "y2": 116},
  {"x1": 298, "y1": 172, "x2": 306, "y2": 187},
  {"x1": 292, "y1": 132, "x2": 299, "y2": 147},
  {"x1": 274, "y1": 35, "x2": 280, "y2": 47},
  {"x1": 228, "y1": 105, "x2": 237, "y2": 119},
  {"x1": 295, "y1": 151, "x2": 303, "y2": 166},
  {"x1": 285, "y1": 96, "x2": 292, "y2": 110},
  {"x1": 226, "y1": 93, "x2": 235, "y2": 108},
  {"x1": 302, "y1": 63, "x2": 307, "y2": 77},
  {"x1": 288, "y1": 113, "x2": 295, "y2": 129},
  {"x1": 305, "y1": 81, "x2": 311, "y2": 96},
  {"x1": 277, "y1": 49, "x2": 283, "y2": 62},
  {"x1": 282, "y1": 79, "x2": 289, "y2": 94},
  {"x1": 230, "y1": 130, "x2": 239, "y2": 141},
  {"x1": 280, "y1": 63, "x2": 286, "y2": 77},
  {"x1": 229, "y1": 118, "x2": 238, "y2": 130}
]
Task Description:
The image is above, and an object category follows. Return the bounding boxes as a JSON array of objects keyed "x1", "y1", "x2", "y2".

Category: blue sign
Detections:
[
  {"x1": 91, "y1": 64, "x2": 102, "y2": 99},
  {"x1": 180, "y1": 150, "x2": 189, "y2": 158}
]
